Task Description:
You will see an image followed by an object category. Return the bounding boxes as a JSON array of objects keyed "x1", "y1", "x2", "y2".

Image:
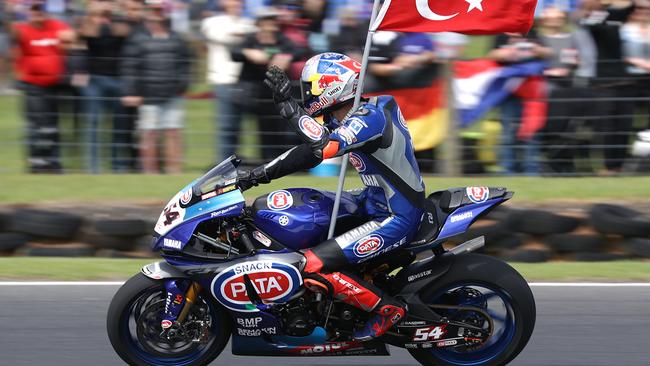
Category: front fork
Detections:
[{"x1": 161, "y1": 279, "x2": 202, "y2": 330}]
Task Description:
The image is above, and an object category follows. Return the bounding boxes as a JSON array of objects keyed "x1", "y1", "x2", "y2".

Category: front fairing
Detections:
[{"x1": 153, "y1": 157, "x2": 245, "y2": 250}]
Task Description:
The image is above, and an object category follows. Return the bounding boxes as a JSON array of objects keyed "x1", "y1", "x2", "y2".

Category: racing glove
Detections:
[
  {"x1": 237, "y1": 166, "x2": 270, "y2": 192},
  {"x1": 263, "y1": 66, "x2": 330, "y2": 158},
  {"x1": 264, "y1": 66, "x2": 293, "y2": 103}
]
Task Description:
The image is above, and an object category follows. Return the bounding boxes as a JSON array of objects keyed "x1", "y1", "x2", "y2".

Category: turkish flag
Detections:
[{"x1": 371, "y1": 0, "x2": 537, "y2": 35}]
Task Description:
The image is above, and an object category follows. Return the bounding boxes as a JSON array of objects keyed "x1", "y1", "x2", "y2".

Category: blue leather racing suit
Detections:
[
  {"x1": 239, "y1": 83, "x2": 427, "y2": 340},
  {"x1": 317, "y1": 95, "x2": 425, "y2": 265}
]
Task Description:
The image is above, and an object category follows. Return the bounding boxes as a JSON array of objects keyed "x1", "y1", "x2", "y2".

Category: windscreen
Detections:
[{"x1": 193, "y1": 156, "x2": 238, "y2": 196}]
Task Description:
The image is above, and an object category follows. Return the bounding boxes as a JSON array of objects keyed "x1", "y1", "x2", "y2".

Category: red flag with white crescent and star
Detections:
[{"x1": 371, "y1": 0, "x2": 538, "y2": 35}]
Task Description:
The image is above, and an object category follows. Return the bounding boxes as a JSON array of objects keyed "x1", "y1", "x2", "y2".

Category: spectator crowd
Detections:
[{"x1": 2, "y1": 0, "x2": 650, "y2": 175}]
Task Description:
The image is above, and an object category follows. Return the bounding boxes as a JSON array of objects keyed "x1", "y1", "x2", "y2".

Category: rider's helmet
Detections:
[{"x1": 301, "y1": 52, "x2": 362, "y2": 117}]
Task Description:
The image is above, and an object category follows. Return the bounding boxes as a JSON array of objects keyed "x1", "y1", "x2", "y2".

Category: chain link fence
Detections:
[{"x1": 3, "y1": 53, "x2": 650, "y2": 176}]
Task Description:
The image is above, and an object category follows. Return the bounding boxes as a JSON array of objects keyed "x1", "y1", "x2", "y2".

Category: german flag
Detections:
[{"x1": 365, "y1": 64, "x2": 448, "y2": 151}]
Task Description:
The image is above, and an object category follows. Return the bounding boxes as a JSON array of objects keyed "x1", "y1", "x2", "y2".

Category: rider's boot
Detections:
[
  {"x1": 352, "y1": 297, "x2": 405, "y2": 341},
  {"x1": 303, "y1": 250, "x2": 406, "y2": 342}
]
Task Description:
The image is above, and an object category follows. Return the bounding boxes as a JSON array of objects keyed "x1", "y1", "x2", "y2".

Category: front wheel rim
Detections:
[{"x1": 120, "y1": 285, "x2": 223, "y2": 366}]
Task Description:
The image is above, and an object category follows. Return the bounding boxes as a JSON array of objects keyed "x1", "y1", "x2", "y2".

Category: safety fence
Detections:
[
  {"x1": 1, "y1": 203, "x2": 649, "y2": 261},
  {"x1": 3, "y1": 57, "x2": 650, "y2": 176}
]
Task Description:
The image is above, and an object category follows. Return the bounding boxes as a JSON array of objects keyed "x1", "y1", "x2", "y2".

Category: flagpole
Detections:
[{"x1": 327, "y1": 0, "x2": 383, "y2": 239}]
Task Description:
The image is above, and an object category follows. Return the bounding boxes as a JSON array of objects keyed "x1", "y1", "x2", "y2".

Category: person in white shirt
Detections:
[{"x1": 201, "y1": 0, "x2": 255, "y2": 161}]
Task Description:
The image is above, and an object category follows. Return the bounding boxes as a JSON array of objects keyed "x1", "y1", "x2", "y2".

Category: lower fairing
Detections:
[{"x1": 231, "y1": 327, "x2": 390, "y2": 357}]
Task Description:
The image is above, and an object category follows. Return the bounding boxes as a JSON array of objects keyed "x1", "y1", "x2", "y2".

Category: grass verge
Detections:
[
  {"x1": 1, "y1": 174, "x2": 650, "y2": 204},
  {"x1": 0, "y1": 258, "x2": 648, "y2": 281}
]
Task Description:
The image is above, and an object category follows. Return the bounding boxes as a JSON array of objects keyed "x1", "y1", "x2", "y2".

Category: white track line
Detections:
[
  {"x1": 529, "y1": 283, "x2": 650, "y2": 287},
  {"x1": 0, "y1": 282, "x2": 649, "y2": 287}
]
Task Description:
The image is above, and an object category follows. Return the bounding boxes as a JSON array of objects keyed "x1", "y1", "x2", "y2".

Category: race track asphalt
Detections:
[{"x1": 2, "y1": 284, "x2": 649, "y2": 366}]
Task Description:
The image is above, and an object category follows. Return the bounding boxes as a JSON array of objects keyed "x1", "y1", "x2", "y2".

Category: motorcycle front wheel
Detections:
[
  {"x1": 107, "y1": 273, "x2": 231, "y2": 366},
  {"x1": 409, "y1": 254, "x2": 536, "y2": 366}
]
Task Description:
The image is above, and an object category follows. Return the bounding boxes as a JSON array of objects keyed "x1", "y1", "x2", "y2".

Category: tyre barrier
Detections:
[
  {"x1": 589, "y1": 204, "x2": 650, "y2": 237},
  {"x1": 0, "y1": 204, "x2": 648, "y2": 262}
]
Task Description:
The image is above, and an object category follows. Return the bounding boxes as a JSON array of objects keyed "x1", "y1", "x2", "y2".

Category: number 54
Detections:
[{"x1": 413, "y1": 326, "x2": 446, "y2": 341}]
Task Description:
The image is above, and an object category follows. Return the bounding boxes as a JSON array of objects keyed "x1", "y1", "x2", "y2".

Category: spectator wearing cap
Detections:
[
  {"x1": 120, "y1": 1, "x2": 191, "y2": 174},
  {"x1": 201, "y1": 0, "x2": 255, "y2": 162},
  {"x1": 79, "y1": 0, "x2": 134, "y2": 173},
  {"x1": 230, "y1": 8, "x2": 294, "y2": 162},
  {"x1": 11, "y1": 2, "x2": 73, "y2": 173}
]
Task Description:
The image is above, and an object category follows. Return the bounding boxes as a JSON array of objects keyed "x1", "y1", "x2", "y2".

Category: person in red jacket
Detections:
[{"x1": 12, "y1": 2, "x2": 71, "y2": 173}]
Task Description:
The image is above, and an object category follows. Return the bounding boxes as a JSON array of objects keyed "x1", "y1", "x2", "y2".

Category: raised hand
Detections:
[{"x1": 264, "y1": 65, "x2": 293, "y2": 102}]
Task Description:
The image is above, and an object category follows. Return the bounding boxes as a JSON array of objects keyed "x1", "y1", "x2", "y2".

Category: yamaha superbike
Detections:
[{"x1": 107, "y1": 156, "x2": 536, "y2": 366}]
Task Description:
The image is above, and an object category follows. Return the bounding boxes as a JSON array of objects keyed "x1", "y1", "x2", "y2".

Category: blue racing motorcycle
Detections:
[{"x1": 107, "y1": 156, "x2": 536, "y2": 366}]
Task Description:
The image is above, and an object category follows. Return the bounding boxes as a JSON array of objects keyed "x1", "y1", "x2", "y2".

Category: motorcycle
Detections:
[{"x1": 107, "y1": 156, "x2": 536, "y2": 366}]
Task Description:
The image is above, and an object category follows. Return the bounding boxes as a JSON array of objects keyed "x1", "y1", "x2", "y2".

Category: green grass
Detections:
[
  {"x1": 0, "y1": 258, "x2": 153, "y2": 280},
  {"x1": 0, "y1": 95, "x2": 249, "y2": 174},
  {"x1": 1, "y1": 173, "x2": 649, "y2": 204},
  {"x1": 0, "y1": 258, "x2": 648, "y2": 281},
  {"x1": 510, "y1": 261, "x2": 650, "y2": 281}
]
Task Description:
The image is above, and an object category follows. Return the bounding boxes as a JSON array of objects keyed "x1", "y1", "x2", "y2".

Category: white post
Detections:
[{"x1": 327, "y1": 0, "x2": 383, "y2": 239}]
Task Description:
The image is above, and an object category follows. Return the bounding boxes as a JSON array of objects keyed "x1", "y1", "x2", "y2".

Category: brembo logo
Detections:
[{"x1": 211, "y1": 261, "x2": 302, "y2": 312}]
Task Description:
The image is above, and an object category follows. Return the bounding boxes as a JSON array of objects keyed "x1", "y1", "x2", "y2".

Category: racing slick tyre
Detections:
[
  {"x1": 107, "y1": 273, "x2": 231, "y2": 366},
  {"x1": 410, "y1": 254, "x2": 536, "y2": 366},
  {"x1": 11, "y1": 209, "x2": 82, "y2": 240},
  {"x1": 589, "y1": 204, "x2": 650, "y2": 237},
  {"x1": 508, "y1": 209, "x2": 581, "y2": 235},
  {"x1": 543, "y1": 234, "x2": 607, "y2": 253}
]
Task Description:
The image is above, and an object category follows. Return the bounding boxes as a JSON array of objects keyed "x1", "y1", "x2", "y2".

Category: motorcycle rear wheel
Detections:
[
  {"x1": 107, "y1": 273, "x2": 231, "y2": 366},
  {"x1": 409, "y1": 254, "x2": 536, "y2": 366}
]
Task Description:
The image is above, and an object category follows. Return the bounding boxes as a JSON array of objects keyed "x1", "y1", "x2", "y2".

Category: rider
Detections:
[{"x1": 238, "y1": 53, "x2": 425, "y2": 341}]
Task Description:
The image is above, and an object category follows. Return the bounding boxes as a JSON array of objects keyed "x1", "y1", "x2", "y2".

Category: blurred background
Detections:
[
  {"x1": 3, "y1": 0, "x2": 650, "y2": 176},
  {"x1": 0, "y1": 0, "x2": 649, "y2": 267}
]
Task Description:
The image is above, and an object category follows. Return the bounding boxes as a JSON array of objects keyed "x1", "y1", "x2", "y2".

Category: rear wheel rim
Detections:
[
  {"x1": 423, "y1": 282, "x2": 517, "y2": 365},
  {"x1": 120, "y1": 285, "x2": 222, "y2": 366}
]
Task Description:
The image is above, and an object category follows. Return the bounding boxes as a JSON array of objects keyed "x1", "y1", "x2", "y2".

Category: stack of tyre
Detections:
[
  {"x1": 589, "y1": 204, "x2": 650, "y2": 260},
  {"x1": 450, "y1": 204, "x2": 650, "y2": 263},
  {"x1": 0, "y1": 208, "x2": 155, "y2": 258}
]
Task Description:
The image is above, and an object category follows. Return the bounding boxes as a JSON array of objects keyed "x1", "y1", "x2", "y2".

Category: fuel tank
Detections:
[{"x1": 252, "y1": 188, "x2": 360, "y2": 251}]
